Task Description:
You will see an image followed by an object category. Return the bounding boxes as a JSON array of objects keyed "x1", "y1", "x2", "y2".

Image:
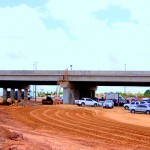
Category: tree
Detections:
[{"x1": 144, "y1": 89, "x2": 150, "y2": 97}]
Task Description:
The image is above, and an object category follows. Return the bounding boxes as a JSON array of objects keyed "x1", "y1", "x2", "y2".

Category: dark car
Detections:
[{"x1": 42, "y1": 96, "x2": 53, "y2": 105}]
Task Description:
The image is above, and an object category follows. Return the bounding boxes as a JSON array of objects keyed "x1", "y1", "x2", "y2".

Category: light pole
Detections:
[
  {"x1": 124, "y1": 64, "x2": 126, "y2": 99},
  {"x1": 32, "y1": 64, "x2": 34, "y2": 99},
  {"x1": 34, "y1": 62, "x2": 38, "y2": 70},
  {"x1": 33, "y1": 62, "x2": 38, "y2": 101},
  {"x1": 70, "y1": 65, "x2": 72, "y2": 70}
]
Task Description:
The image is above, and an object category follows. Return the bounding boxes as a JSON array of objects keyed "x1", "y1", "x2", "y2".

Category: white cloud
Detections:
[
  {"x1": 1, "y1": 0, "x2": 150, "y2": 93},
  {"x1": 0, "y1": 4, "x2": 72, "y2": 70},
  {"x1": 45, "y1": 0, "x2": 150, "y2": 70},
  {"x1": 0, "y1": 0, "x2": 48, "y2": 8},
  {"x1": 0, "y1": 0, "x2": 150, "y2": 72}
]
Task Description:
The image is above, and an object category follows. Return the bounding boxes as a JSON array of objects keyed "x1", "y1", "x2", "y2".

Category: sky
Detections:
[{"x1": 0, "y1": 0, "x2": 150, "y2": 94}]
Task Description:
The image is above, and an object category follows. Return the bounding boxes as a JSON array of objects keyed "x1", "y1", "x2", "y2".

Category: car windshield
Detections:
[{"x1": 105, "y1": 100, "x2": 112, "y2": 103}]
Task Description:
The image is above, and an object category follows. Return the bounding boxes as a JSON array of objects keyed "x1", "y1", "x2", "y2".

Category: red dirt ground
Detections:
[{"x1": 0, "y1": 102, "x2": 150, "y2": 150}]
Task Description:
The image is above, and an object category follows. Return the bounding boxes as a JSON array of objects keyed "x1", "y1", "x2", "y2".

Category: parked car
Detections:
[
  {"x1": 123, "y1": 101, "x2": 140, "y2": 110},
  {"x1": 42, "y1": 96, "x2": 53, "y2": 105},
  {"x1": 98, "y1": 101, "x2": 105, "y2": 107},
  {"x1": 75, "y1": 98, "x2": 98, "y2": 107},
  {"x1": 140, "y1": 100, "x2": 150, "y2": 105},
  {"x1": 103, "y1": 99, "x2": 114, "y2": 108},
  {"x1": 129, "y1": 104, "x2": 150, "y2": 114}
]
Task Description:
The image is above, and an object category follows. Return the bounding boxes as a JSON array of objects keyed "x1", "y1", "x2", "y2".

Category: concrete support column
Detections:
[
  {"x1": 63, "y1": 88, "x2": 80, "y2": 104},
  {"x1": 3, "y1": 88, "x2": 7, "y2": 104},
  {"x1": 18, "y1": 89, "x2": 22, "y2": 102},
  {"x1": 24, "y1": 88, "x2": 28, "y2": 100},
  {"x1": 11, "y1": 88, "x2": 15, "y2": 102},
  {"x1": 63, "y1": 87, "x2": 71, "y2": 104}
]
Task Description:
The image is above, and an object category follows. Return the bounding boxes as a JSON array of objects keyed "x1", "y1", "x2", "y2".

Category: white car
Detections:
[
  {"x1": 123, "y1": 101, "x2": 140, "y2": 110},
  {"x1": 103, "y1": 99, "x2": 114, "y2": 108},
  {"x1": 140, "y1": 100, "x2": 150, "y2": 105},
  {"x1": 130, "y1": 104, "x2": 150, "y2": 114},
  {"x1": 75, "y1": 98, "x2": 98, "y2": 107}
]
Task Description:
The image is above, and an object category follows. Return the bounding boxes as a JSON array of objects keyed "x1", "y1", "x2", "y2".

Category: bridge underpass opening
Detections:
[
  {"x1": 28, "y1": 85, "x2": 62, "y2": 98},
  {"x1": 96, "y1": 86, "x2": 150, "y2": 96}
]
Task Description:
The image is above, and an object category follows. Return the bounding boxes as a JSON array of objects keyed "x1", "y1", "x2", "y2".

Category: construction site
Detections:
[
  {"x1": 0, "y1": 99, "x2": 150, "y2": 150},
  {"x1": 0, "y1": 70, "x2": 150, "y2": 149}
]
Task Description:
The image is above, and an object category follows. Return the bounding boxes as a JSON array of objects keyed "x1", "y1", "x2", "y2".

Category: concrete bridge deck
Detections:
[
  {"x1": 0, "y1": 70, "x2": 150, "y2": 103},
  {"x1": 0, "y1": 70, "x2": 150, "y2": 87}
]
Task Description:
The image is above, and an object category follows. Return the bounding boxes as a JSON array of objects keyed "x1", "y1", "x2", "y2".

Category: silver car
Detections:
[
  {"x1": 130, "y1": 104, "x2": 150, "y2": 114},
  {"x1": 103, "y1": 99, "x2": 114, "y2": 108}
]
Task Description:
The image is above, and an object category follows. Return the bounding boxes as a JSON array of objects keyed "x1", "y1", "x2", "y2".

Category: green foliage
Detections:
[
  {"x1": 135, "y1": 92, "x2": 144, "y2": 97},
  {"x1": 37, "y1": 90, "x2": 63, "y2": 97},
  {"x1": 59, "y1": 91, "x2": 63, "y2": 95},
  {"x1": 144, "y1": 89, "x2": 150, "y2": 97},
  {"x1": 118, "y1": 92, "x2": 124, "y2": 97},
  {"x1": 38, "y1": 92, "x2": 41, "y2": 97},
  {"x1": 102, "y1": 91, "x2": 144, "y2": 98}
]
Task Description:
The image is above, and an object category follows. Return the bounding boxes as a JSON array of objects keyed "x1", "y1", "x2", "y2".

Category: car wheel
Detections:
[
  {"x1": 81, "y1": 103, "x2": 85, "y2": 106},
  {"x1": 125, "y1": 106, "x2": 129, "y2": 110},
  {"x1": 94, "y1": 103, "x2": 97, "y2": 107},
  {"x1": 130, "y1": 109, "x2": 135, "y2": 113},
  {"x1": 146, "y1": 110, "x2": 150, "y2": 114}
]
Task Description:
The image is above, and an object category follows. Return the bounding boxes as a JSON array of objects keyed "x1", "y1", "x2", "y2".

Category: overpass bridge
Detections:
[{"x1": 0, "y1": 70, "x2": 150, "y2": 104}]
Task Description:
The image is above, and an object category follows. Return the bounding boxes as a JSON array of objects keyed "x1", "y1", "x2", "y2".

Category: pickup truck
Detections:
[
  {"x1": 123, "y1": 101, "x2": 140, "y2": 110},
  {"x1": 75, "y1": 98, "x2": 98, "y2": 107}
]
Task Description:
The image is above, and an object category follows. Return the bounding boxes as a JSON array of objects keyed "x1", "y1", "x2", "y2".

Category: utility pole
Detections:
[
  {"x1": 33, "y1": 62, "x2": 38, "y2": 101},
  {"x1": 124, "y1": 64, "x2": 126, "y2": 99},
  {"x1": 70, "y1": 65, "x2": 72, "y2": 70},
  {"x1": 33, "y1": 64, "x2": 34, "y2": 99}
]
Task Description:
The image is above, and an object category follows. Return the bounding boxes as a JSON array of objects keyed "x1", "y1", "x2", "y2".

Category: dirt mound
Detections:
[
  {"x1": 14, "y1": 100, "x2": 40, "y2": 107},
  {"x1": 0, "y1": 127, "x2": 23, "y2": 141},
  {"x1": 0, "y1": 126, "x2": 25, "y2": 150}
]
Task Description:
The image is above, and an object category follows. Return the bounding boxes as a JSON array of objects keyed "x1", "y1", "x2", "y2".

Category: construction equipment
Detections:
[
  {"x1": 54, "y1": 69, "x2": 68, "y2": 100},
  {"x1": 56, "y1": 68, "x2": 68, "y2": 95},
  {"x1": 54, "y1": 68, "x2": 75, "y2": 101}
]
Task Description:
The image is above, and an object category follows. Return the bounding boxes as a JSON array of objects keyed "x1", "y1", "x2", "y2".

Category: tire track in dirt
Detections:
[
  {"x1": 55, "y1": 108, "x2": 150, "y2": 143},
  {"x1": 7, "y1": 105, "x2": 150, "y2": 150},
  {"x1": 28, "y1": 107, "x2": 150, "y2": 149},
  {"x1": 81, "y1": 108, "x2": 150, "y2": 136},
  {"x1": 67, "y1": 107, "x2": 150, "y2": 138},
  {"x1": 43, "y1": 108, "x2": 129, "y2": 142},
  {"x1": 18, "y1": 105, "x2": 149, "y2": 145},
  {"x1": 30, "y1": 108, "x2": 118, "y2": 142},
  {"x1": 59, "y1": 108, "x2": 150, "y2": 145}
]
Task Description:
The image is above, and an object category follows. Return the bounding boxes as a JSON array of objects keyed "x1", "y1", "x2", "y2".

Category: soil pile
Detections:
[{"x1": 15, "y1": 100, "x2": 40, "y2": 107}]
